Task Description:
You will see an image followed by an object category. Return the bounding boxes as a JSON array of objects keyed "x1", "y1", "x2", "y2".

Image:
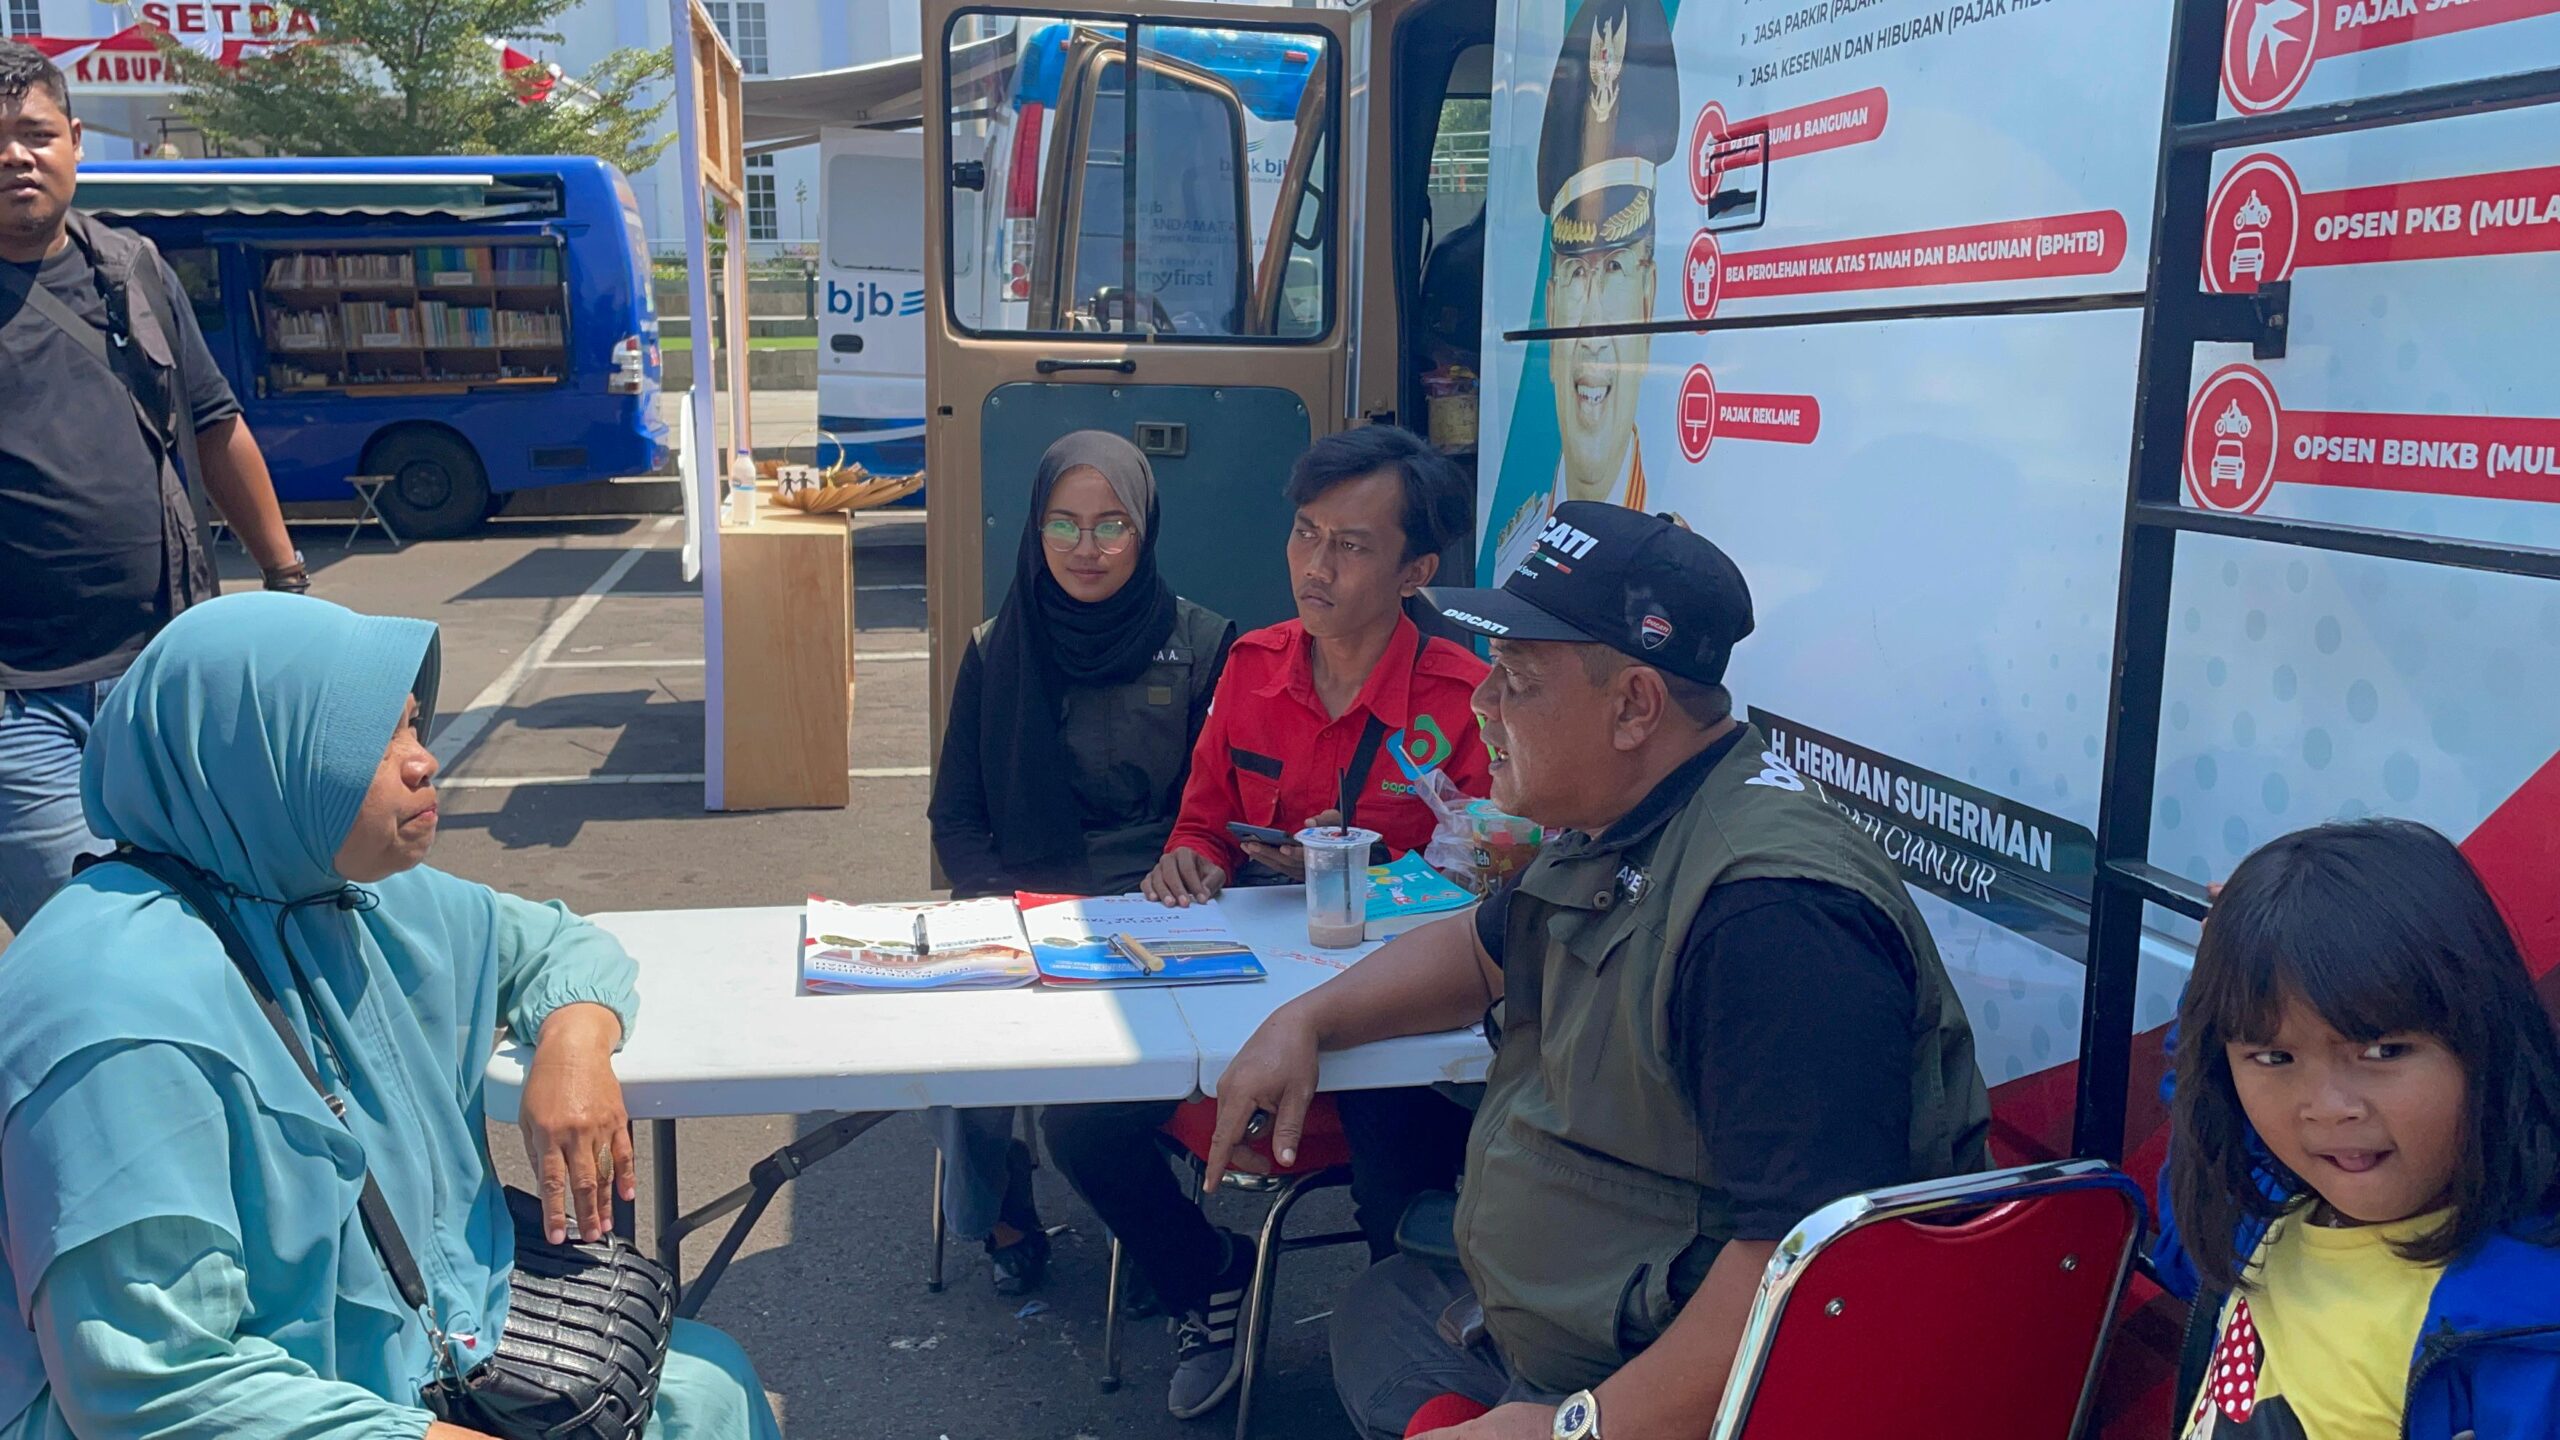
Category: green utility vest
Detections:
[
  {"x1": 1454, "y1": 724, "x2": 1992, "y2": 1394},
  {"x1": 970, "y1": 597, "x2": 1232, "y2": 894}
]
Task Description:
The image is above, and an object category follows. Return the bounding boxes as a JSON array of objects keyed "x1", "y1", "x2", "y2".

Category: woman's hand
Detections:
[{"x1": 517, "y1": 1002, "x2": 633, "y2": 1244}]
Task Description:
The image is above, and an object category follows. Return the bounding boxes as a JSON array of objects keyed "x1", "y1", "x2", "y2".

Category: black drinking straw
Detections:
[{"x1": 1337, "y1": 765, "x2": 1356, "y2": 833}]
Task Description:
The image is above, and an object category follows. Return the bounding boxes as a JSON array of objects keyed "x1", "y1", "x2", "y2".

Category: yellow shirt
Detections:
[{"x1": 2183, "y1": 1209, "x2": 2452, "y2": 1439}]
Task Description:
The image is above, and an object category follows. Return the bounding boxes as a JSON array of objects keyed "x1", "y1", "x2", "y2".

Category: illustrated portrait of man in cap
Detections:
[{"x1": 1541, "y1": 0, "x2": 1678, "y2": 512}]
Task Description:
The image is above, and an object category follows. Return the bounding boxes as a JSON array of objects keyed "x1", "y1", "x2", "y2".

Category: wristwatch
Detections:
[
  {"x1": 263, "y1": 549, "x2": 311, "y2": 594},
  {"x1": 1553, "y1": 1390, "x2": 1602, "y2": 1440}
]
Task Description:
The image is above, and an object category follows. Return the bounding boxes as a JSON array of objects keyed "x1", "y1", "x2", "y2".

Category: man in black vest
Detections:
[
  {"x1": 1205, "y1": 504, "x2": 1990, "y2": 1440},
  {"x1": 1, "y1": 42, "x2": 304, "y2": 932}
]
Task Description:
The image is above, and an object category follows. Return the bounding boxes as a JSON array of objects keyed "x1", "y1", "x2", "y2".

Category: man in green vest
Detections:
[{"x1": 1202, "y1": 503, "x2": 1992, "y2": 1440}]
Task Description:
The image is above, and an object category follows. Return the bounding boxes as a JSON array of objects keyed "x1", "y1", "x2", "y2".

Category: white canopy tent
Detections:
[{"x1": 739, "y1": 32, "x2": 1013, "y2": 154}]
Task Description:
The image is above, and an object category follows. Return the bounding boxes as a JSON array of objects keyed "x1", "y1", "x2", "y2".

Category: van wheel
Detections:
[{"x1": 367, "y1": 429, "x2": 490, "y2": 540}]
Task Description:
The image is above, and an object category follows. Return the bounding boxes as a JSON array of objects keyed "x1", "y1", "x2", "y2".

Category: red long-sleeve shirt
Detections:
[{"x1": 1163, "y1": 615, "x2": 1493, "y2": 873}]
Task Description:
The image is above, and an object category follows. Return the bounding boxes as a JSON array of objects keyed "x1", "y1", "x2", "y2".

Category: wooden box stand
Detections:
[{"x1": 715, "y1": 495, "x2": 853, "y2": 809}]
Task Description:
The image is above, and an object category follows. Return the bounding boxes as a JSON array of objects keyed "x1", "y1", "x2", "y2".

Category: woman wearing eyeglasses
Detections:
[{"x1": 924, "y1": 429, "x2": 1235, "y2": 1294}]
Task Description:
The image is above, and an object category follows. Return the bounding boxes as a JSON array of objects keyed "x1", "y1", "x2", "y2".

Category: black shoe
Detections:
[
  {"x1": 1167, "y1": 1232, "x2": 1256, "y2": 1419},
  {"x1": 985, "y1": 1136, "x2": 1049, "y2": 1295},
  {"x1": 988, "y1": 1226, "x2": 1050, "y2": 1297},
  {"x1": 1119, "y1": 1265, "x2": 1164, "y2": 1321}
]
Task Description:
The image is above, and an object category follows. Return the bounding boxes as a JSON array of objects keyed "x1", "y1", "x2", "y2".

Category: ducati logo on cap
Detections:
[
  {"x1": 1539, "y1": 516, "x2": 1602, "y2": 560},
  {"x1": 1639, "y1": 614, "x2": 1673, "y2": 650}
]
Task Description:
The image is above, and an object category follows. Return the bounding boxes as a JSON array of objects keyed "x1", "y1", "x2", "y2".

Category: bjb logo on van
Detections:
[{"x1": 826, "y1": 280, "x2": 926, "y2": 322}]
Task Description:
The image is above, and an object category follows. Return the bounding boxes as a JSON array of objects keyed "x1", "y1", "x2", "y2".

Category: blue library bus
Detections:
[{"x1": 75, "y1": 155, "x2": 666, "y2": 538}]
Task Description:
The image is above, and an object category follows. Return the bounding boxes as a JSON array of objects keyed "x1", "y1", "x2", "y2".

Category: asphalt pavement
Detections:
[{"x1": 2, "y1": 508, "x2": 1372, "y2": 1438}]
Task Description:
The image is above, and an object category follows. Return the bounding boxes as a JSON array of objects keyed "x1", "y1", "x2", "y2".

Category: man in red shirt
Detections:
[
  {"x1": 1142, "y1": 431, "x2": 1491, "y2": 904},
  {"x1": 1050, "y1": 425, "x2": 1492, "y2": 1420}
]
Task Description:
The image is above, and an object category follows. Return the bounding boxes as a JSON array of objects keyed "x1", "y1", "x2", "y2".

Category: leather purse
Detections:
[{"x1": 107, "y1": 848, "x2": 678, "y2": 1440}]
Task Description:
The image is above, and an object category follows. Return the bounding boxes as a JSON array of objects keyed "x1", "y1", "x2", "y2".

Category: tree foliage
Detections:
[{"x1": 165, "y1": 0, "x2": 673, "y2": 174}]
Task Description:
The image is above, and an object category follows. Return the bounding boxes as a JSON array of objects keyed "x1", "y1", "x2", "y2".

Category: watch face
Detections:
[{"x1": 1558, "y1": 1396, "x2": 1593, "y2": 1437}]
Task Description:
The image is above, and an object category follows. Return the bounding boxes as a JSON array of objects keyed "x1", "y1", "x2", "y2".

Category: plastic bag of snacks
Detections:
[
  {"x1": 1399, "y1": 759, "x2": 1543, "y2": 895},
  {"x1": 1440, "y1": 797, "x2": 1543, "y2": 893}
]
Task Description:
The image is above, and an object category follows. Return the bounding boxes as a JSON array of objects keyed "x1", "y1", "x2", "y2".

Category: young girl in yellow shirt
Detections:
[{"x1": 2168, "y1": 819, "x2": 2560, "y2": 1440}]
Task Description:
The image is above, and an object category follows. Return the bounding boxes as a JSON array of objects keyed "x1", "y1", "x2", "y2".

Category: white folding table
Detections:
[
  {"x1": 1185, "y1": 886, "x2": 1494, "y2": 1096},
  {"x1": 484, "y1": 906, "x2": 1201, "y2": 1309},
  {"x1": 481, "y1": 894, "x2": 1491, "y2": 1312}
]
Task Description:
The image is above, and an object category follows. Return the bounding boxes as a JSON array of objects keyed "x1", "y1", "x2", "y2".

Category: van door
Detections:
[{"x1": 922, "y1": 2, "x2": 1352, "y2": 724}]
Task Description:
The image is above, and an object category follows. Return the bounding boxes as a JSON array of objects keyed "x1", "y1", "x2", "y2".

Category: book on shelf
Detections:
[
  {"x1": 1363, "y1": 852, "x2": 1477, "y2": 941},
  {"x1": 491, "y1": 244, "x2": 562, "y2": 286},
  {"x1": 339, "y1": 300, "x2": 418, "y2": 348},
  {"x1": 419, "y1": 300, "x2": 496, "y2": 348},
  {"x1": 798, "y1": 896, "x2": 1036, "y2": 993},
  {"x1": 494, "y1": 308, "x2": 564, "y2": 346},
  {"x1": 418, "y1": 244, "x2": 496, "y2": 286},
  {"x1": 265, "y1": 252, "x2": 335, "y2": 288},
  {"x1": 269, "y1": 307, "x2": 340, "y2": 350},
  {"x1": 1018, "y1": 892, "x2": 1266, "y2": 986},
  {"x1": 339, "y1": 251, "x2": 415, "y2": 287}
]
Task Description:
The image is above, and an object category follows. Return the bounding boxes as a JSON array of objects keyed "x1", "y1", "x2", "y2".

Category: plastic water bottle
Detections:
[{"x1": 727, "y1": 455, "x2": 759, "y2": 528}]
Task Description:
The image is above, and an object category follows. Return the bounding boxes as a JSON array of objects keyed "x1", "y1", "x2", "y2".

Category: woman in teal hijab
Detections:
[{"x1": 0, "y1": 593, "x2": 780, "y2": 1440}]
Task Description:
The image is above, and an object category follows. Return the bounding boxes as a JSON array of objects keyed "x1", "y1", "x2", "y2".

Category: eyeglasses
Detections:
[{"x1": 1041, "y1": 518, "x2": 1136, "y2": 555}]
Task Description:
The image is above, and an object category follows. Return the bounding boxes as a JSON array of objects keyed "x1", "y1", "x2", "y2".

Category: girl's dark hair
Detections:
[{"x1": 2170, "y1": 818, "x2": 2560, "y2": 1293}]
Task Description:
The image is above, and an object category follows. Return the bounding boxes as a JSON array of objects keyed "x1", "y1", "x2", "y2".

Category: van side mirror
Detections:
[{"x1": 950, "y1": 160, "x2": 987, "y2": 192}]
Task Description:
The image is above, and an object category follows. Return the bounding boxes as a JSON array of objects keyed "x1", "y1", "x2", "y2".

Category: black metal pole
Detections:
[
  {"x1": 652, "y1": 1118, "x2": 681, "y2": 1275},
  {"x1": 2073, "y1": 0, "x2": 2228, "y2": 1163}
]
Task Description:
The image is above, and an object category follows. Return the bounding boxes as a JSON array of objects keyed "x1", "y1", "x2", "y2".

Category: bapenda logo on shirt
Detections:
[{"x1": 1381, "y1": 716, "x2": 1458, "y2": 796}]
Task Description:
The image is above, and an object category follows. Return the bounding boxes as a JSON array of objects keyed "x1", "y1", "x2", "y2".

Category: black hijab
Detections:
[{"x1": 976, "y1": 430, "x2": 1182, "y2": 871}]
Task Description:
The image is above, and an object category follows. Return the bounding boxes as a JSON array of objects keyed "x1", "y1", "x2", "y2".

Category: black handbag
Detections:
[{"x1": 107, "y1": 848, "x2": 679, "y2": 1440}]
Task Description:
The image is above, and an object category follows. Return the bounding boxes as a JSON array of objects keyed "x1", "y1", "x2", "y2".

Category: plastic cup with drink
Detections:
[{"x1": 1299, "y1": 825, "x2": 1382, "y2": 949}]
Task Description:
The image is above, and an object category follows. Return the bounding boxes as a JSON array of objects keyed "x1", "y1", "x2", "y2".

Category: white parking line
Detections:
[
  {"x1": 430, "y1": 517, "x2": 675, "y2": 769},
  {"x1": 437, "y1": 765, "x2": 929, "y2": 790},
  {"x1": 438, "y1": 772, "x2": 705, "y2": 789},
  {"x1": 609, "y1": 583, "x2": 925, "y2": 598},
  {"x1": 529, "y1": 650, "x2": 927, "y2": 669}
]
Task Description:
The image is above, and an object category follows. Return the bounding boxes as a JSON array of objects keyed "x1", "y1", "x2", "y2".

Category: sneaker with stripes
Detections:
[{"x1": 1166, "y1": 1232, "x2": 1256, "y2": 1418}]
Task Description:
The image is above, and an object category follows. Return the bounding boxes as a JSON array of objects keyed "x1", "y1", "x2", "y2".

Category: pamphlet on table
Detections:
[
  {"x1": 798, "y1": 896, "x2": 1037, "y2": 993},
  {"x1": 1365, "y1": 852, "x2": 1477, "y2": 940},
  {"x1": 1018, "y1": 893, "x2": 1267, "y2": 986}
]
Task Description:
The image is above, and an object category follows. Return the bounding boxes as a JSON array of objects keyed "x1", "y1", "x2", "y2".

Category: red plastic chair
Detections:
[
  {"x1": 1405, "y1": 1395, "x2": 1492, "y2": 1436},
  {"x1": 1707, "y1": 1159, "x2": 2145, "y2": 1440},
  {"x1": 1099, "y1": 1094, "x2": 1363, "y2": 1439}
]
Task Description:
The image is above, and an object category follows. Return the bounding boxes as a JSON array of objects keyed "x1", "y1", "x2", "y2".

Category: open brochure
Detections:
[
  {"x1": 1018, "y1": 893, "x2": 1267, "y2": 987},
  {"x1": 1365, "y1": 852, "x2": 1477, "y2": 940},
  {"x1": 798, "y1": 896, "x2": 1037, "y2": 993}
]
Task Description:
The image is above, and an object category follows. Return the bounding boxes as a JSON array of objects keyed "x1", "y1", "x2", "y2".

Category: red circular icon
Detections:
[
  {"x1": 2183, "y1": 363, "x2": 2283, "y2": 513},
  {"x1": 1682, "y1": 231, "x2": 1723, "y2": 321},
  {"x1": 1676, "y1": 364, "x2": 1719, "y2": 463},
  {"x1": 2204, "y1": 154, "x2": 2302, "y2": 294},
  {"x1": 1689, "y1": 102, "x2": 1732, "y2": 205},
  {"x1": 2221, "y1": 0, "x2": 2321, "y2": 116}
]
